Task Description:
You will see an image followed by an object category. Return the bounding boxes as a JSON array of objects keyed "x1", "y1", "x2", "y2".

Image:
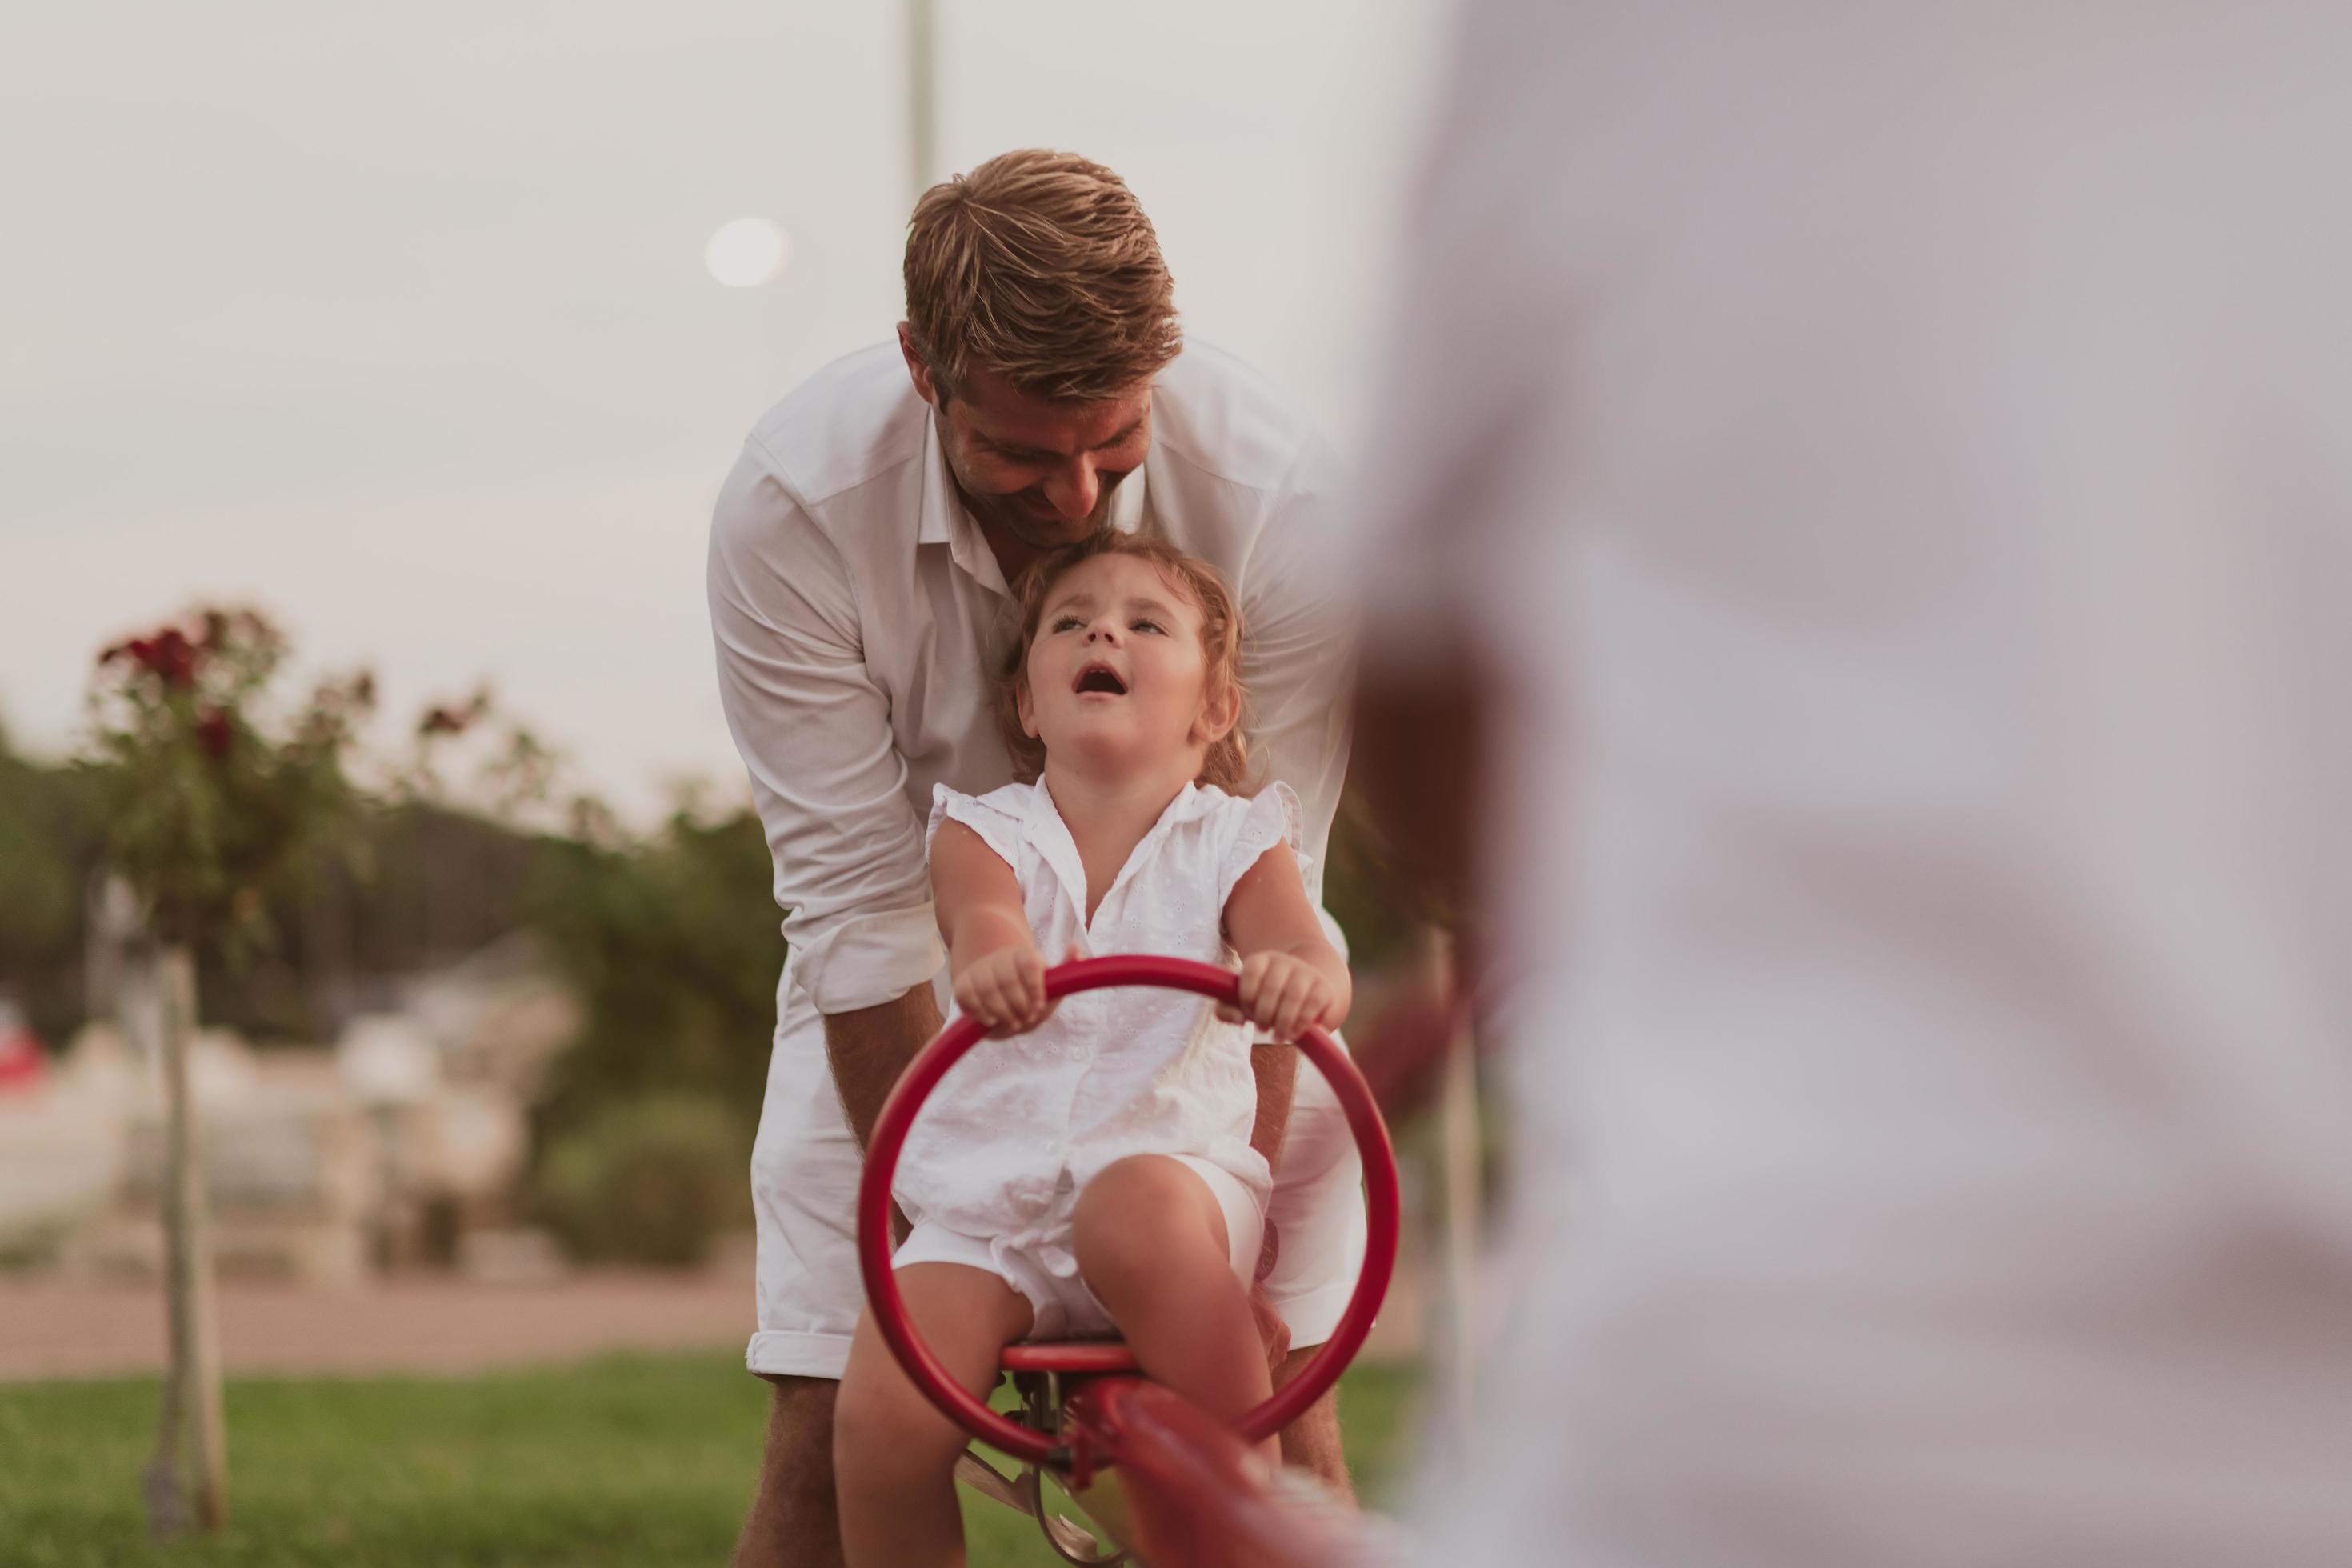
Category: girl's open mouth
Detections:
[{"x1": 1073, "y1": 662, "x2": 1128, "y2": 695}]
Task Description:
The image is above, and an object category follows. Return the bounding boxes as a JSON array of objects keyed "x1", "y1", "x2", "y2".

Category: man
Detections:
[
  {"x1": 1348, "y1": 5, "x2": 2352, "y2": 1566},
  {"x1": 708, "y1": 149, "x2": 1365, "y2": 1567}
]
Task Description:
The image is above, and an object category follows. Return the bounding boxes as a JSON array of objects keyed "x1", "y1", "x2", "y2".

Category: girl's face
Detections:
[{"x1": 1018, "y1": 553, "x2": 1237, "y2": 781}]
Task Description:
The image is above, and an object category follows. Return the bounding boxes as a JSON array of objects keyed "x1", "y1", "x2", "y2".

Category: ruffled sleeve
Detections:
[
  {"x1": 1214, "y1": 780, "x2": 1311, "y2": 910},
  {"x1": 926, "y1": 782, "x2": 1025, "y2": 872}
]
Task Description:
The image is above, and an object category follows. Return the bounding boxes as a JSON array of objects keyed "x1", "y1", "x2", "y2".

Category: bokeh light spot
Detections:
[{"x1": 704, "y1": 218, "x2": 791, "y2": 288}]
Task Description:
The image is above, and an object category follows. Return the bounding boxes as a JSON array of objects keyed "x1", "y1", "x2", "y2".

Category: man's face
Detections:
[{"x1": 899, "y1": 330, "x2": 1154, "y2": 556}]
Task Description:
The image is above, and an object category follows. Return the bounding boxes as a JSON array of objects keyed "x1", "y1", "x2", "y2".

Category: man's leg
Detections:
[
  {"x1": 733, "y1": 1375, "x2": 841, "y2": 1568},
  {"x1": 1264, "y1": 1066, "x2": 1370, "y2": 1498},
  {"x1": 738, "y1": 986, "x2": 868, "y2": 1568},
  {"x1": 1274, "y1": 1348, "x2": 1354, "y2": 1500}
]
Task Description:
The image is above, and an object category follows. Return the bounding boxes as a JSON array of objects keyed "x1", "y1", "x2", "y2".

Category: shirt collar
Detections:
[
  {"x1": 1021, "y1": 777, "x2": 1205, "y2": 925},
  {"x1": 916, "y1": 410, "x2": 955, "y2": 547}
]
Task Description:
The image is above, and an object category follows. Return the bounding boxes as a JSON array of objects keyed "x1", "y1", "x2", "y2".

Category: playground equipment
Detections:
[{"x1": 857, "y1": 954, "x2": 1402, "y2": 1566}]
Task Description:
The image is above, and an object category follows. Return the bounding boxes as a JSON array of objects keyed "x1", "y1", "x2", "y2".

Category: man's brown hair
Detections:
[
  {"x1": 998, "y1": 531, "x2": 1252, "y2": 794},
  {"x1": 904, "y1": 149, "x2": 1182, "y2": 402}
]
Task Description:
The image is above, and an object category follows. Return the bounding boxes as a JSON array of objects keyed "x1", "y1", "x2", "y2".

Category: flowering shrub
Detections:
[
  {"x1": 400, "y1": 682, "x2": 588, "y2": 838},
  {"x1": 84, "y1": 608, "x2": 374, "y2": 950}
]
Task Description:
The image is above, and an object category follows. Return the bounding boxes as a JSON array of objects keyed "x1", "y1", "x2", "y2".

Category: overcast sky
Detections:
[{"x1": 2, "y1": 2, "x2": 1455, "y2": 822}]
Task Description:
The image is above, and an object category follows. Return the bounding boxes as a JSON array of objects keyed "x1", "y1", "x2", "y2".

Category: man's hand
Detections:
[{"x1": 1219, "y1": 951, "x2": 1345, "y2": 1041}]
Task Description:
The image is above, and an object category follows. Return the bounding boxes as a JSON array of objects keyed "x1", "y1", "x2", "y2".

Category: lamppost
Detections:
[{"x1": 907, "y1": 0, "x2": 938, "y2": 201}]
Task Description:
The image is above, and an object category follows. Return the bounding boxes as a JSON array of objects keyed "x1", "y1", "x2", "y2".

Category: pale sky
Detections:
[{"x1": 2, "y1": 2, "x2": 1455, "y2": 822}]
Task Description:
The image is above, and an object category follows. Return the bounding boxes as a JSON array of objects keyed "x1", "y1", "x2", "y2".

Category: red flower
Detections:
[
  {"x1": 150, "y1": 629, "x2": 198, "y2": 688},
  {"x1": 110, "y1": 626, "x2": 201, "y2": 688},
  {"x1": 195, "y1": 709, "x2": 234, "y2": 760}
]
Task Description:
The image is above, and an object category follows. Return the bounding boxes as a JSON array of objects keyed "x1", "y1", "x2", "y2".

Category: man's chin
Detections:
[
  {"x1": 1006, "y1": 516, "x2": 1104, "y2": 551},
  {"x1": 967, "y1": 492, "x2": 1114, "y2": 552}
]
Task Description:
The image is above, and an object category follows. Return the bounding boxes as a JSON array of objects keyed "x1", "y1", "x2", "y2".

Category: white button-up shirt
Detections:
[
  {"x1": 895, "y1": 779, "x2": 1304, "y2": 1267},
  {"x1": 707, "y1": 341, "x2": 1352, "y2": 1020}
]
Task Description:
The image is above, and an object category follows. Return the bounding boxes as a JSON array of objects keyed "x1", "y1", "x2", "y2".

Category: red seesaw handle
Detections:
[{"x1": 855, "y1": 954, "x2": 1402, "y2": 1469}]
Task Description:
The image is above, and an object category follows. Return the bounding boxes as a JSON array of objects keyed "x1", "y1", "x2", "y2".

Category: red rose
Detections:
[
  {"x1": 195, "y1": 709, "x2": 234, "y2": 760},
  {"x1": 151, "y1": 629, "x2": 198, "y2": 688}
]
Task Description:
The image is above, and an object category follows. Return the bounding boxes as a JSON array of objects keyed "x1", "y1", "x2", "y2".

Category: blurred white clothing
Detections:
[{"x1": 1354, "y1": 5, "x2": 2352, "y2": 1563}]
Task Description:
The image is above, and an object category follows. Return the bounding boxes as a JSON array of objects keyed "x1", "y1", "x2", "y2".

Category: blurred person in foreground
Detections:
[
  {"x1": 708, "y1": 149, "x2": 1362, "y2": 1568},
  {"x1": 1348, "y1": 5, "x2": 2352, "y2": 1564}
]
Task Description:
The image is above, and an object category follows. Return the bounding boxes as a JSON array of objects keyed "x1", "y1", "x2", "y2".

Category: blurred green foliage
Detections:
[
  {"x1": 0, "y1": 741, "x2": 547, "y2": 1049},
  {"x1": 534, "y1": 1094, "x2": 754, "y2": 1268},
  {"x1": 522, "y1": 806, "x2": 782, "y2": 1152},
  {"x1": 1321, "y1": 792, "x2": 1417, "y2": 974},
  {"x1": 0, "y1": 720, "x2": 98, "y2": 1042},
  {"x1": 4, "y1": 699, "x2": 1409, "y2": 1246}
]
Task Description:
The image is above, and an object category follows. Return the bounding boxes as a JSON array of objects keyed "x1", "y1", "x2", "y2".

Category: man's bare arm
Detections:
[
  {"x1": 1250, "y1": 1041, "x2": 1298, "y2": 1170},
  {"x1": 822, "y1": 983, "x2": 944, "y2": 1151}
]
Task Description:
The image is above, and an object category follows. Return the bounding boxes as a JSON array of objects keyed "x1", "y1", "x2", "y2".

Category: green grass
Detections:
[{"x1": 0, "y1": 1353, "x2": 1422, "y2": 1566}]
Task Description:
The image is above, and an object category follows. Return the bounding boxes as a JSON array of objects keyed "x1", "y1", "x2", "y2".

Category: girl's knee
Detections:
[{"x1": 1074, "y1": 1157, "x2": 1227, "y2": 1294}]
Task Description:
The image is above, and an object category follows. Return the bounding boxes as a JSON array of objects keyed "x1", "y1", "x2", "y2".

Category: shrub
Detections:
[{"x1": 534, "y1": 1094, "x2": 750, "y2": 1269}]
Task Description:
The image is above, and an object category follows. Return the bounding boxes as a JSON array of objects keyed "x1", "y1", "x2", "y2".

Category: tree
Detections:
[{"x1": 81, "y1": 608, "x2": 372, "y2": 1536}]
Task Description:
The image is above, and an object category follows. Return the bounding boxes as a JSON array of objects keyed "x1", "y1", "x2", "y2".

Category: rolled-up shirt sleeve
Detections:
[
  {"x1": 1237, "y1": 438, "x2": 1358, "y2": 907},
  {"x1": 707, "y1": 442, "x2": 945, "y2": 1014}
]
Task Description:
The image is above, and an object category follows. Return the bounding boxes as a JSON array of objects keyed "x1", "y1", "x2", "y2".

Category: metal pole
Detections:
[{"x1": 906, "y1": 0, "x2": 938, "y2": 202}]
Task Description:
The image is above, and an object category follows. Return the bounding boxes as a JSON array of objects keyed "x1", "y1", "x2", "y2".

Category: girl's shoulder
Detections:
[
  {"x1": 926, "y1": 778, "x2": 1046, "y2": 868},
  {"x1": 1188, "y1": 779, "x2": 1302, "y2": 842},
  {"x1": 1182, "y1": 782, "x2": 1308, "y2": 904}
]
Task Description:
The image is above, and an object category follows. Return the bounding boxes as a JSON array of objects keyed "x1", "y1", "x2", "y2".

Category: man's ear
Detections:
[
  {"x1": 1016, "y1": 678, "x2": 1040, "y2": 740},
  {"x1": 1193, "y1": 681, "x2": 1242, "y2": 747},
  {"x1": 898, "y1": 323, "x2": 942, "y2": 407}
]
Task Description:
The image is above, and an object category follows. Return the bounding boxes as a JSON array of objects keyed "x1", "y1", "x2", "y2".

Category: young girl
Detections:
[{"x1": 833, "y1": 531, "x2": 1350, "y2": 1566}]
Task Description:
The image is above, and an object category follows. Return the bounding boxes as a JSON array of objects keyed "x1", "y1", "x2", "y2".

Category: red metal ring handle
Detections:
[{"x1": 856, "y1": 954, "x2": 1402, "y2": 1468}]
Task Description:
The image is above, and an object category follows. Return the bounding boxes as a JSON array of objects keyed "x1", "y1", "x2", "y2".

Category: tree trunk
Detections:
[{"x1": 146, "y1": 940, "x2": 228, "y2": 1535}]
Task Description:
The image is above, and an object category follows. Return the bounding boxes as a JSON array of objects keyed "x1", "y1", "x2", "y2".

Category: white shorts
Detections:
[
  {"x1": 894, "y1": 1154, "x2": 1265, "y2": 1340},
  {"x1": 746, "y1": 963, "x2": 1369, "y2": 1380}
]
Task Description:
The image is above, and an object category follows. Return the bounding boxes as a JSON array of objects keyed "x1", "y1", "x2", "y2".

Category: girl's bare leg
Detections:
[
  {"x1": 1072, "y1": 1154, "x2": 1277, "y2": 1460},
  {"x1": 834, "y1": 1262, "x2": 1032, "y2": 1568}
]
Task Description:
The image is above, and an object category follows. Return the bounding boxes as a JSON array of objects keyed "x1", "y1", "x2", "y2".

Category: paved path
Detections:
[
  {"x1": 0, "y1": 1268, "x2": 754, "y2": 1380},
  {"x1": 3, "y1": 1238, "x2": 1429, "y2": 1382}
]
